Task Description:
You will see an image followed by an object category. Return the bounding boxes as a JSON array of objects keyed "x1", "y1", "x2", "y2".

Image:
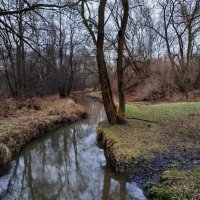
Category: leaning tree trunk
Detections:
[
  {"x1": 96, "y1": 0, "x2": 118, "y2": 125},
  {"x1": 116, "y1": 0, "x2": 129, "y2": 121}
]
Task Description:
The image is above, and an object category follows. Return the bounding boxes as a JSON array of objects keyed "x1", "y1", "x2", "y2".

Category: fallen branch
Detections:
[
  {"x1": 188, "y1": 113, "x2": 200, "y2": 117},
  {"x1": 127, "y1": 117, "x2": 160, "y2": 124}
]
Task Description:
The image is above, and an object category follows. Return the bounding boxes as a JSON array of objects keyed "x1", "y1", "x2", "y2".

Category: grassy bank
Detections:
[
  {"x1": 86, "y1": 91, "x2": 103, "y2": 101},
  {"x1": 0, "y1": 96, "x2": 86, "y2": 167},
  {"x1": 97, "y1": 102, "x2": 200, "y2": 199}
]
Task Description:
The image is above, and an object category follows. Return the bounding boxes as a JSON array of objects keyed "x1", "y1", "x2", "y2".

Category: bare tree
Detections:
[
  {"x1": 81, "y1": 0, "x2": 129, "y2": 124},
  {"x1": 146, "y1": 0, "x2": 200, "y2": 97},
  {"x1": 116, "y1": 0, "x2": 129, "y2": 119}
]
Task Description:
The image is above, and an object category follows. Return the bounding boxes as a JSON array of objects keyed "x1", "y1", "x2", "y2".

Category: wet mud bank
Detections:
[
  {"x1": 97, "y1": 126, "x2": 200, "y2": 199},
  {"x1": 97, "y1": 126, "x2": 133, "y2": 173}
]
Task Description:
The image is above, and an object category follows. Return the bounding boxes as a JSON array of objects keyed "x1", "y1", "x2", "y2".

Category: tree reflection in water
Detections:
[{"x1": 0, "y1": 96, "x2": 146, "y2": 200}]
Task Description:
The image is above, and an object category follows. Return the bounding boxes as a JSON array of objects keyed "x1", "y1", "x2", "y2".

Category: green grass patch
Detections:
[
  {"x1": 125, "y1": 101, "x2": 200, "y2": 123},
  {"x1": 148, "y1": 167, "x2": 200, "y2": 199}
]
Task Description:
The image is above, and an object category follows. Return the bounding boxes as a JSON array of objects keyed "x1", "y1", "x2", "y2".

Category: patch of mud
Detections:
[{"x1": 129, "y1": 148, "x2": 200, "y2": 187}]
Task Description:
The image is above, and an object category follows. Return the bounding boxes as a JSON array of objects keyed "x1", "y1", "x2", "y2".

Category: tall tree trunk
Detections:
[
  {"x1": 67, "y1": 74, "x2": 74, "y2": 96},
  {"x1": 117, "y1": 0, "x2": 129, "y2": 120},
  {"x1": 67, "y1": 20, "x2": 74, "y2": 96},
  {"x1": 18, "y1": 0, "x2": 26, "y2": 96},
  {"x1": 58, "y1": 85, "x2": 66, "y2": 98},
  {"x1": 97, "y1": 0, "x2": 118, "y2": 124},
  {"x1": 4, "y1": 63, "x2": 15, "y2": 97}
]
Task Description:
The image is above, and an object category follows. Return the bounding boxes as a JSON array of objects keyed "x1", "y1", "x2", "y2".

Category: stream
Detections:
[{"x1": 0, "y1": 96, "x2": 147, "y2": 200}]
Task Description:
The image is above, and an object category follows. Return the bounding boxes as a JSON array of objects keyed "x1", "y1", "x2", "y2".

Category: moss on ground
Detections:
[
  {"x1": 97, "y1": 101, "x2": 200, "y2": 199},
  {"x1": 148, "y1": 167, "x2": 200, "y2": 199},
  {"x1": 0, "y1": 96, "x2": 86, "y2": 167}
]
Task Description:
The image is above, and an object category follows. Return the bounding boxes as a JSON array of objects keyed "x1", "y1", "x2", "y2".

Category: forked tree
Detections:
[{"x1": 81, "y1": 0, "x2": 129, "y2": 124}]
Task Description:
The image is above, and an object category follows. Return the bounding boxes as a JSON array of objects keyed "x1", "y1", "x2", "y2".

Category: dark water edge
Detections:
[{"x1": 0, "y1": 96, "x2": 147, "y2": 200}]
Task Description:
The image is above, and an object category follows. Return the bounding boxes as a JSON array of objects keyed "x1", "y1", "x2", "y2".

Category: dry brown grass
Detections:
[
  {"x1": 86, "y1": 91, "x2": 103, "y2": 101},
  {"x1": 0, "y1": 143, "x2": 11, "y2": 166},
  {"x1": 0, "y1": 95, "x2": 86, "y2": 167}
]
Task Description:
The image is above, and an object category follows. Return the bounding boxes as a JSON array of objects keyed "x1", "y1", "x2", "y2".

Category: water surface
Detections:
[{"x1": 0, "y1": 96, "x2": 146, "y2": 200}]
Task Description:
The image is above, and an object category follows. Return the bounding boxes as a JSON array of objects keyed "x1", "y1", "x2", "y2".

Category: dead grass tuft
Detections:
[
  {"x1": 87, "y1": 91, "x2": 102, "y2": 101},
  {"x1": 0, "y1": 143, "x2": 12, "y2": 166}
]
